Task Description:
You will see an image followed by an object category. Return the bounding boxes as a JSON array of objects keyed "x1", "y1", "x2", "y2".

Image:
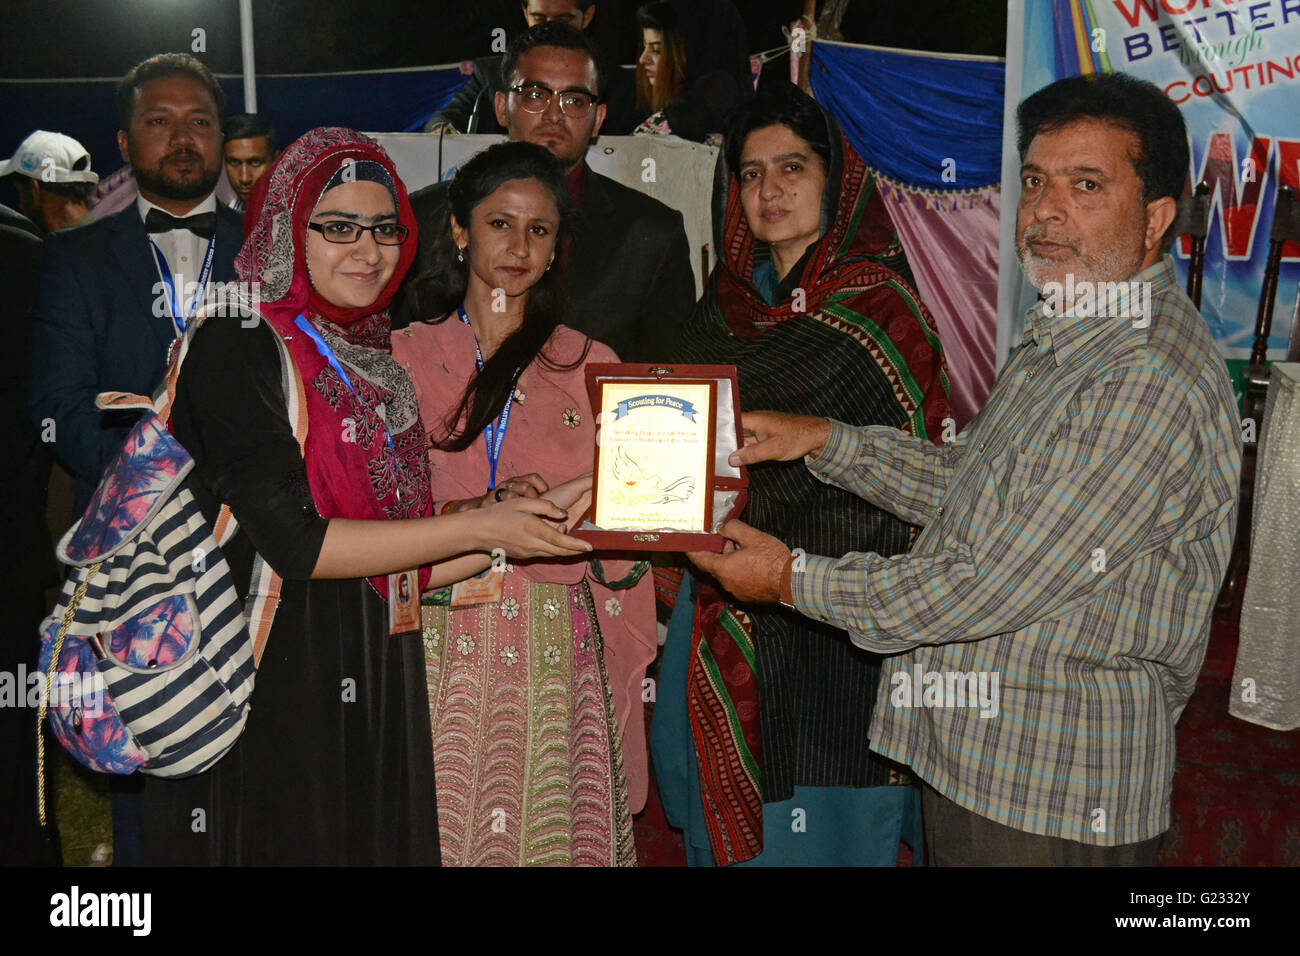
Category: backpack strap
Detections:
[
  {"x1": 100, "y1": 293, "x2": 311, "y2": 668},
  {"x1": 230, "y1": 313, "x2": 309, "y2": 666}
]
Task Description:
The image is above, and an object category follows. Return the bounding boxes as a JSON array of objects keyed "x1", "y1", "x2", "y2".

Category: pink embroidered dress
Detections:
[{"x1": 393, "y1": 320, "x2": 657, "y2": 866}]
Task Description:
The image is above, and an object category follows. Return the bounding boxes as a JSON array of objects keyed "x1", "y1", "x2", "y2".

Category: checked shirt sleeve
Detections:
[
  {"x1": 805, "y1": 419, "x2": 965, "y2": 528},
  {"x1": 792, "y1": 366, "x2": 1228, "y2": 654}
]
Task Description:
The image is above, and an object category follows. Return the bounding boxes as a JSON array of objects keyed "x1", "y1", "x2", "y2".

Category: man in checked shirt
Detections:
[{"x1": 689, "y1": 72, "x2": 1241, "y2": 866}]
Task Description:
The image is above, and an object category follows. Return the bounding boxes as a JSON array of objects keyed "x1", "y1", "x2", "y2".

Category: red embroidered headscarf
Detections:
[
  {"x1": 713, "y1": 123, "x2": 911, "y2": 331},
  {"x1": 238, "y1": 126, "x2": 420, "y2": 340},
  {"x1": 237, "y1": 127, "x2": 433, "y2": 597},
  {"x1": 704, "y1": 112, "x2": 950, "y2": 441}
]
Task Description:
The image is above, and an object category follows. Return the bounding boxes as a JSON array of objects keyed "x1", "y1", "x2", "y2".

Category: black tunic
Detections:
[
  {"x1": 677, "y1": 312, "x2": 915, "y2": 801},
  {"x1": 138, "y1": 318, "x2": 439, "y2": 865}
]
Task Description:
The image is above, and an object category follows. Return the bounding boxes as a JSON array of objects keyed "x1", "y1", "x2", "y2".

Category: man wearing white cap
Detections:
[{"x1": 0, "y1": 130, "x2": 98, "y2": 234}]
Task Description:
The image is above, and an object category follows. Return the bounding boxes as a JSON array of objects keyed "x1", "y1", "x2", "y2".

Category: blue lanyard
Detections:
[
  {"x1": 149, "y1": 234, "x2": 215, "y2": 336},
  {"x1": 458, "y1": 306, "x2": 518, "y2": 490},
  {"x1": 293, "y1": 314, "x2": 399, "y2": 462}
]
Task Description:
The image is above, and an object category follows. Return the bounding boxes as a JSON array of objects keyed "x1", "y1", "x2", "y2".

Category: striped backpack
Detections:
[{"x1": 36, "y1": 304, "x2": 307, "y2": 807}]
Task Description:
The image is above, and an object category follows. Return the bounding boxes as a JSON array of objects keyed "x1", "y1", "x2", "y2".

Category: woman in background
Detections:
[
  {"x1": 396, "y1": 141, "x2": 657, "y2": 866},
  {"x1": 634, "y1": 0, "x2": 752, "y2": 144},
  {"x1": 654, "y1": 82, "x2": 951, "y2": 867}
]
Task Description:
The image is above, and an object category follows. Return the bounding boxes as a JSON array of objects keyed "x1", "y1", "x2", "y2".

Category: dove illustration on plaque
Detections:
[{"x1": 610, "y1": 446, "x2": 695, "y2": 505}]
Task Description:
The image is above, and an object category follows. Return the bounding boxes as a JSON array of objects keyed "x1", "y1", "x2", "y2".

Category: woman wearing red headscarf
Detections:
[
  {"x1": 655, "y1": 83, "x2": 950, "y2": 867},
  {"x1": 137, "y1": 128, "x2": 592, "y2": 865}
]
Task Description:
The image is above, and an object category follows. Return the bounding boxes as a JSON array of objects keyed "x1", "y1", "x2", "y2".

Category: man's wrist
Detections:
[
  {"x1": 779, "y1": 554, "x2": 796, "y2": 608},
  {"x1": 805, "y1": 418, "x2": 833, "y2": 462},
  {"x1": 811, "y1": 419, "x2": 832, "y2": 459}
]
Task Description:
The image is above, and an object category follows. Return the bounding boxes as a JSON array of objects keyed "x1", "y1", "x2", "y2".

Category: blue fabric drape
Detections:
[{"x1": 808, "y1": 41, "x2": 1005, "y2": 191}]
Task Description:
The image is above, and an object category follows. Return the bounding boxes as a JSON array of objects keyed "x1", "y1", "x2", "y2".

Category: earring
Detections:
[
  {"x1": 546, "y1": 255, "x2": 554, "y2": 271},
  {"x1": 456, "y1": 247, "x2": 465, "y2": 262}
]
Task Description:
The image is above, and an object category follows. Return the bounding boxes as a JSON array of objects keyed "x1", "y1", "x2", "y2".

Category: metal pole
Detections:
[
  {"x1": 240, "y1": 0, "x2": 257, "y2": 112},
  {"x1": 798, "y1": 0, "x2": 816, "y2": 93}
]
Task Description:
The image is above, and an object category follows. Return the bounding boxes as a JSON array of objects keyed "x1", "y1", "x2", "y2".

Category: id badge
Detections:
[
  {"x1": 449, "y1": 567, "x2": 505, "y2": 608},
  {"x1": 388, "y1": 569, "x2": 421, "y2": 635}
]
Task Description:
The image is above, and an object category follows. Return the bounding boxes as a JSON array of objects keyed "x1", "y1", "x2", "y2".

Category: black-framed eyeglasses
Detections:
[
  {"x1": 508, "y1": 83, "x2": 597, "y2": 117},
  {"x1": 307, "y1": 220, "x2": 410, "y2": 245}
]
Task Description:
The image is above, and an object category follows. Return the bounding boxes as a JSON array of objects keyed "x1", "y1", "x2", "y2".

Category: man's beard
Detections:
[
  {"x1": 516, "y1": 120, "x2": 590, "y2": 172},
  {"x1": 1017, "y1": 221, "x2": 1145, "y2": 292},
  {"x1": 132, "y1": 149, "x2": 220, "y2": 202}
]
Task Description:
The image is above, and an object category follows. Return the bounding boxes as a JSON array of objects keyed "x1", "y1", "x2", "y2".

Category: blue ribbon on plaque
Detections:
[{"x1": 612, "y1": 394, "x2": 698, "y2": 422}]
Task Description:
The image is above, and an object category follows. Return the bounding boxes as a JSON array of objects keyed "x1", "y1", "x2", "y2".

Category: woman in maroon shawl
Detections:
[
  {"x1": 653, "y1": 83, "x2": 951, "y2": 866},
  {"x1": 138, "y1": 128, "x2": 591, "y2": 865}
]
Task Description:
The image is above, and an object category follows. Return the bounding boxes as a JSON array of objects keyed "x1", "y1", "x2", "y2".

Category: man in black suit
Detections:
[
  {"x1": 28, "y1": 53, "x2": 243, "y2": 517},
  {"x1": 28, "y1": 55, "x2": 242, "y2": 866},
  {"x1": 424, "y1": 0, "x2": 640, "y2": 136},
  {"x1": 404, "y1": 23, "x2": 695, "y2": 362}
]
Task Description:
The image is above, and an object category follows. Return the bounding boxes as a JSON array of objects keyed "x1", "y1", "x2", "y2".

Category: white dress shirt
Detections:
[{"x1": 137, "y1": 192, "x2": 217, "y2": 334}]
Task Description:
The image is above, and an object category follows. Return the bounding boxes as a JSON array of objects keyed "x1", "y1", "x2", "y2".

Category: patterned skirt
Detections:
[{"x1": 420, "y1": 577, "x2": 635, "y2": 866}]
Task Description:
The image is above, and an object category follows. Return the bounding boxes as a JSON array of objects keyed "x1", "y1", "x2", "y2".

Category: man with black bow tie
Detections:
[
  {"x1": 28, "y1": 53, "x2": 242, "y2": 518},
  {"x1": 27, "y1": 53, "x2": 242, "y2": 869}
]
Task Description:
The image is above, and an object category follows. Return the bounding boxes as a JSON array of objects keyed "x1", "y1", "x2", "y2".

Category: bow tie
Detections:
[{"x1": 145, "y1": 208, "x2": 217, "y2": 239}]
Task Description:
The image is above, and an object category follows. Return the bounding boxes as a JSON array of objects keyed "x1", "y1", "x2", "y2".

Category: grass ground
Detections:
[{"x1": 50, "y1": 741, "x2": 112, "y2": 866}]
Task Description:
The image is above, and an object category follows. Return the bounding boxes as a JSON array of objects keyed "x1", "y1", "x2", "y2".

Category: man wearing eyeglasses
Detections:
[
  {"x1": 423, "y1": 0, "x2": 639, "y2": 136},
  {"x1": 403, "y1": 22, "x2": 695, "y2": 365}
]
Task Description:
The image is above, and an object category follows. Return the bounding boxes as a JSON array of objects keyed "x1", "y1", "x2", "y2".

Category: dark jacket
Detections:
[
  {"x1": 0, "y1": 201, "x2": 41, "y2": 239},
  {"x1": 425, "y1": 56, "x2": 641, "y2": 136},
  {"x1": 27, "y1": 200, "x2": 243, "y2": 513},
  {"x1": 2, "y1": 204, "x2": 52, "y2": 595},
  {"x1": 1, "y1": 204, "x2": 63, "y2": 864},
  {"x1": 399, "y1": 163, "x2": 696, "y2": 363}
]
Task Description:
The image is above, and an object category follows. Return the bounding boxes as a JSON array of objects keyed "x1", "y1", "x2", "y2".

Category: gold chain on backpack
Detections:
[{"x1": 37, "y1": 559, "x2": 103, "y2": 826}]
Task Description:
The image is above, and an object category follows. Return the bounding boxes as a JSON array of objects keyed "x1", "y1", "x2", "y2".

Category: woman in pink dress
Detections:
[{"x1": 393, "y1": 142, "x2": 657, "y2": 866}]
